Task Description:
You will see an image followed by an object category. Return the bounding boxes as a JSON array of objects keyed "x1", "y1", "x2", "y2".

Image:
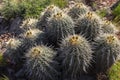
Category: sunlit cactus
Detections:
[
  {"x1": 37, "y1": 5, "x2": 61, "y2": 30},
  {"x1": 46, "y1": 12, "x2": 75, "y2": 47},
  {"x1": 4, "y1": 38, "x2": 22, "y2": 64},
  {"x1": 20, "y1": 18, "x2": 38, "y2": 30},
  {"x1": 101, "y1": 20, "x2": 118, "y2": 34},
  {"x1": 24, "y1": 45, "x2": 59, "y2": 80},
  {"x1": 59, "y1": 35, "x2": 92, "y2": 79},
  {"x1": 68, "y1": 2, "x2": 89, "y2": 21},
  {"x1": 93, "y1": 34, "x2": 120, "y2": 73},
  {"x1": 75, "y1": 12, "x2": 102, "y2": 41},
  {"x1": 23, "y1": 28, "x2": 46, "y2": 44}
]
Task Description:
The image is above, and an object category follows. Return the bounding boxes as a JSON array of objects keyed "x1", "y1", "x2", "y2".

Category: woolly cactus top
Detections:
[
  {"x1": 69, "y1": 35, "x2": 82, "y2": 45},
  {"x1": 101, "y1": 20, "x2": 118, "y2": 33},
  {"x1": 96, "y1": 34, "x2": 120, "y2": 45},
  {"x1": 74, "y1": 2, "x2": 87, "y2": 9},
  {"x1": 20, "y1": 18, "x2": 38, "y2": 29},
  {"x1": 41, "y1": 5, "x2": 60, "y2": 16},
  {"x1": 27, "y1": 46, "x2": 41, "y2": 58},
  {"x1": 68, "y1": 2, "x2": 89, "y2": 20},
  {"x1": 52, "y1": 12, "x2": 70, "y2": 20},
  {"x1": 85, "y1": 12, "x2": 100, "y2": 20},
  {"x1": 6, "y1": 38, "x2": 21, "y2": 49},
  {"x1": 26, "y1": 45, "x2": 55, "y2": 60},
  {"x1": 24, "y1": 29, "x2": 42, "y2": 40},
  {"x1": 61, "y1": 35, "x2": 91, "y2": 48}
]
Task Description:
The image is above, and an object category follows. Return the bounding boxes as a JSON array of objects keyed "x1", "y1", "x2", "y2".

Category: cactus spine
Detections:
[
  {"x1": 24, "y1": 45, "x2": 59, "y2": 80},
  {"x1": 59, "y1": 35, "x2": 92, "y2": 79}
]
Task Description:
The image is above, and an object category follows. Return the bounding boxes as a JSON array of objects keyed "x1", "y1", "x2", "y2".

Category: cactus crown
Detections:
[
  {"x1": 30, "y1": 46, "x2": 42, "y2": 58},
  {"x1": 104, "y1": 20, "x2": 111, "y2": 25},
  {"x1": 69, "y1": 35, "x2": 81, "y2": 45},
  {"x1": 86, "y1": 12, "x2": 93, "y2": 19},
  {"x1": 20, "y1": 18, "x2": 38, "y2": 29},
  {"x1": 106, "y1": 35, "x2": 115, "y2": 44},
  {"x1": 24, "y1": 29, "x2": 41, "y2": 39},
  {"x1": 75, "y1": 3, "x2": 84, "y2": 8},
  {"x1": 53, "y1": 12, "x2": 63, "y2": 19},
  {"x1": 47, "y1": 5, "x2": 55, "y2": 11},
  {"x1": 7, "y1": 38, "x2": 21, "y2": 49}
]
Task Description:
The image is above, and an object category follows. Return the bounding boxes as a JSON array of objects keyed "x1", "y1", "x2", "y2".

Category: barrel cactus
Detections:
[
  {"x1": 93, "y1": 34, "x2": 120, "y2": 73},
  {"x1": 59, "y1": 35, "x2": 92, "y2": 79},
  {"x1": 37, "y1": 5, "x2": 61, "y2": 30},
  {"x1": 101, "y1": 20, "x2": 118, "y2": 34},
  {"x1": 4, "y1": 38, "x2": 22, "y2": 64},
  {"x1": 46, "y1": 12, "x2": 75, "y2": 47},
  {"x1": 24, "y1": 45, "x2": 59, "y2": 80},
  {"x1": 75, "y1": 12, "x2": 102, "y2": 41},
  {"x1": 108, "y1": 60, "x2": 120, "y2": 80},
  {"x1": 68, "y1": 2, "x2": 89, "y2": 21}
]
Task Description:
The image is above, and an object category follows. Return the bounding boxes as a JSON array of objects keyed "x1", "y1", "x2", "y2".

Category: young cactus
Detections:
[
  {"x1": 108, "y1": 60, "x2": 120, "y2": 80},
  {"x1": 93, "y1": 34, "x2": 120, "y2": 73},
  {"x1": 68, "y1": 2, "x2": 89, "y2": 21},
  {"x1": 59, "y1": 35, "x2": 92, "y2": 79},
  {"x1": 101, "y1": 20, "x2": 118, "y2": 34},
  {"x1": 75, "y1": 12, "x2": 102, "y2": 41},
  {"x1": 37, "y1": 5, "x2": 61, "y2": 30},
  {"x1": 24, "y1": 45, "x2": 59, "y2": 80},
  {"x1": 4, "y1": 38, "x2": 22, "y2": 64},
  {"x1": 46, "y1": 12, "x2": 75, "y2": 47}
]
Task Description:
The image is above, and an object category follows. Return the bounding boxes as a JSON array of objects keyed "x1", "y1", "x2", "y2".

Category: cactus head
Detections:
[
  {"x1": 69, "y1": 35, "x2": 81, "y2": 45},
  {"x1": 46, "y1": 12, "x2": 74, "y2": 47},
  {"x1": 101, "y1": 20, "x2": 118, "y2": 34},
  {"x1": 59, "y1": 34, "x2": 92, "y2": 79},
  {"x1": 37, "y1": 5, "x2": 61, "y2": 30},
  {"x1": 68, "y1": 2, "x2": 89, "y2": 20},
  {"x1": 53, "y1": 12, "x2": 62, "y2": 19},
  {"x1": 75, "y1": 12, "x2": 102, "y2": 41},
  {"x1": 24, "y1": 29, "x2": 40, "y2": 39},
  {"x1": 6, "y1": 38, "x2": 21, "y2": 49},
  {"x1": 20, "y1": 18, "x2": 38, "y2": 30},
  {"x1": 30, "y1": 46, "x2": 41, "y2": 58},
  {"x1": 93, "y1": 34, "x2": 120, "y2": 73},
  {"x1": 106, "y1": 35, "x2": 115, "y2": 44},
  {"x1": 47, "y1": 5, "x2": 55, "y2": 11},
  {"x1": 24, "y1": 45, "x2": 59, "y2": 80}
]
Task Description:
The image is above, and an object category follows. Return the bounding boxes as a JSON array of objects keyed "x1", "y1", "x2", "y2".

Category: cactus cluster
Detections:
[{"x1": 2, "y1": 2, "x2": 120, "y2": 80}]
